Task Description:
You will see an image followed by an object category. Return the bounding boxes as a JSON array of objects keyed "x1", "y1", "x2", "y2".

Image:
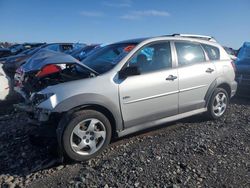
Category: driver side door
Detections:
[{"x1": 118, "y1": 41, "x2": 179, "y2": 128}]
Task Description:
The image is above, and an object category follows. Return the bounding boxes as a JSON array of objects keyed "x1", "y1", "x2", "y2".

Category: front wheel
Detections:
[
  {"x1": 58, "y1": 110, "x2": 112, "y2": 162},
  {"x1": 206, "y1": 88, "x2": 229, "y2": 120}
]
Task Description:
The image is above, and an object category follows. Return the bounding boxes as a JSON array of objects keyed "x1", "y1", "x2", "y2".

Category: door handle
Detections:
[
  {"x1": 166, "y1": 75, "x2": 177, "y2": 81},
  {"x1": 206, "y1": 68, "x2": 214, "y2": 73}
]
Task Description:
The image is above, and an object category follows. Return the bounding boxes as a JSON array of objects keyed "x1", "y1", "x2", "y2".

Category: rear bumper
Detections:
[{"x1": 230, "y1": 80, "x2": 237, "y2": 98}]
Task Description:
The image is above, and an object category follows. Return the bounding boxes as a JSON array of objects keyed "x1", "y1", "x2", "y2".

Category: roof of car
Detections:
[
  {"x1": 243, "y1": 42, "x2": 250, "y2": 47},
  {"x1": 114, "y1": 34, "x2": 219, "y2": 47}
]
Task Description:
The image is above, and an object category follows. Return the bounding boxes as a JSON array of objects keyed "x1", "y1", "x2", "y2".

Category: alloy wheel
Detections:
[
  {"x1": 70, "y1": 118, "x2": 106, "y2": 156},
  {"x1": 212, "y1": 92, "x2": 227, "y2": 117}
]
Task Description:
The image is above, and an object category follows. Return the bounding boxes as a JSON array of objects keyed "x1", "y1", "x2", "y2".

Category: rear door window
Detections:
[
  {"x1": 202, "y1": 44, "x2": 220, "y2": 60},
  {"x1": 175, "y1": 42, "x2": 205, "y2": 66}
]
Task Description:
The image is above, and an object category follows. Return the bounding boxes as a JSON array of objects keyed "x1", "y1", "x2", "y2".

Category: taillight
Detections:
[
  {"x1": 36, "y1": 64, "x2": 61, "y2": 78},
  {"x1": 231, "y1": 61, "x2": 236, "y2": 72}
]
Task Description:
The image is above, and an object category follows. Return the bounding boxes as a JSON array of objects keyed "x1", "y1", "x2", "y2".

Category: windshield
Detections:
[{"x1": 82, "y1": 43, "x2": 137, "y2": 74}]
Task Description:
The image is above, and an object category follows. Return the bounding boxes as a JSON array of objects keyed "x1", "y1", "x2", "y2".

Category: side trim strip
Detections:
[
  {"x1": 124, "y1": 90, "x2": 179, "y2": 104},
  {"x1": 124, "y1": 84, "x2": 207, "y2": 104},
  {"x1": 179, "y1": 84, "x2": 207, "y2": 93}
]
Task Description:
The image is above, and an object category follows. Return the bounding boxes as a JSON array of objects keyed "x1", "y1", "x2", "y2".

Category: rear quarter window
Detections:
[{"x1": 201, "y1": 44, "x2": 220, "y2": 61}]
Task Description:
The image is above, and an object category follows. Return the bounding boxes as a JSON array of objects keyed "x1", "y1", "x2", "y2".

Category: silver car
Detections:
[{"x1": 19, "y1": 35, "x2": 237, "y2": 161}]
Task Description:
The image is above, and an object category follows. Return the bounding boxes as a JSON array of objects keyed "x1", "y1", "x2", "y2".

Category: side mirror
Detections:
[{"x1": 118, "y1": 66, "x2": 140, "y2": 79}]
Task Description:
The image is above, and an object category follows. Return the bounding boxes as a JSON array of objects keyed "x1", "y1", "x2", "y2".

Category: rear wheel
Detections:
[
  {"x1": 206, "y1": 88, "x2": 229, "y2": 120},
  {"x1": 58, "y1": 110, "x2": 112, "y2": 162}
]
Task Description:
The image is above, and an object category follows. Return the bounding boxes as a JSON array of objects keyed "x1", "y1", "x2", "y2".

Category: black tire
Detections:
[
  {"x1": 206, "y1": 88, "x2": 229, "y2": 120},
  {"x1": 57, "y1": 110, "x2": 112, "y2": 162}
]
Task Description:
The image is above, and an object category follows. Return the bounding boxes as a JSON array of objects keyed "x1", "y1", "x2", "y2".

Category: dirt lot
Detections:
[{"x1": 0, "y1": 97, "x2": 250, "y2": 188}]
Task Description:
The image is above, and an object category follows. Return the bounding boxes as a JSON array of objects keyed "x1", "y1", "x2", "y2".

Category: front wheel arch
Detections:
[{"x1": 66, "y1": 104, "x2": 117, "y2": 137}]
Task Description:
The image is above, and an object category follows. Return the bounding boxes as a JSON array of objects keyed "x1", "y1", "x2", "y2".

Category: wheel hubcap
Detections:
[
  {"x1": 212, "y1": 92, "x2": 227, "y2": 117},
  {"x1": 70, "y1": 118, "x2": 106, "y2": 156}
]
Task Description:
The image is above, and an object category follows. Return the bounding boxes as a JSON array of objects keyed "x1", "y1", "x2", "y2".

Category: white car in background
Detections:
[{"x1": 0, "y1": 64, "x2": 10, "y2": 100}]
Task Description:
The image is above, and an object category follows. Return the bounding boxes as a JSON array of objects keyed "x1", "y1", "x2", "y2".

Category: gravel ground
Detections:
[{"x1": 0, "y1": 97, "x2": 250, "y2": 188}]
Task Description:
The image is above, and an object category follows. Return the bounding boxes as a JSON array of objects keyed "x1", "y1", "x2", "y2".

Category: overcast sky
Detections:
[{"x1": 0, "y1": 0, "x2": 249, "y2": 49}]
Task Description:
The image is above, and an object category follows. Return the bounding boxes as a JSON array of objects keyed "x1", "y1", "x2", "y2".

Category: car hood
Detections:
[
  {"x1": 21, "y1": 49, "x2": 97, "y2": 74},
  {"x1": 5, "y1": 54, "x2": 27, "y2": 63}
]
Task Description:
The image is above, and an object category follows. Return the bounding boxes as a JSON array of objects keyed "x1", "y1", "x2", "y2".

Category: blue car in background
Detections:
[
  {"x1": 70, "y1": 44, "x2": 102, "y2": 61},
  {"x1": 0, "y1": 43, "x2": 45, "y2": 58},
  {"x1": 235, "y1": 42, "x2": 250, "y2": 93}
]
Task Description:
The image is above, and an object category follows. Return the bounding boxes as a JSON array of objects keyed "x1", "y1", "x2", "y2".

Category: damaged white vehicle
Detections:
[{"x1": 0, "y1": 63, "x2": 10, "y2": 100}]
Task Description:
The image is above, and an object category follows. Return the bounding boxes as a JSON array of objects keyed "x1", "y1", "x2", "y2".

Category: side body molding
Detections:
[{"x1": 53, "y1": 93, "x2": 124, "y2": 131}]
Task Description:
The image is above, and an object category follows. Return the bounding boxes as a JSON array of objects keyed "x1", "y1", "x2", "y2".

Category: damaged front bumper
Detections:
[{"x1": 14, "y1": 103, "x2": 52, "y2": 124}]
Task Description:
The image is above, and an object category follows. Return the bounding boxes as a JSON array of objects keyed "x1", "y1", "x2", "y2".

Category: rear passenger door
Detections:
[{"x1": 175, "y1": 41, "x2": 217, "y2": 113}]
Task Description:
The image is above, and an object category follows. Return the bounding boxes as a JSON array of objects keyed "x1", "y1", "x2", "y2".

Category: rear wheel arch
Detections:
[
  {"x1": 216, "y1": 83, "x2": 231, "y2": 98},
  {"x1": 205, "y1": 79, "x2": 231, "y2": 107}
]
